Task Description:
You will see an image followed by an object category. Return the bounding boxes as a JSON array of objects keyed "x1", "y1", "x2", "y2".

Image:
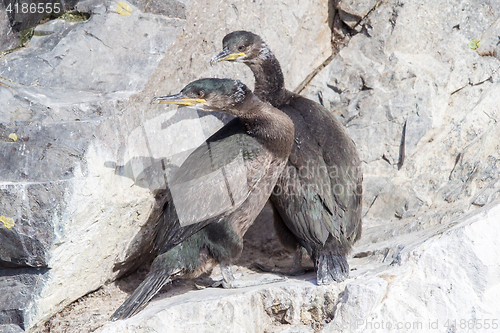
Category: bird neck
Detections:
[
  {"x1": 246, "y1": 51, "x2": 288, "y2": 107},
  {"x1": 237, "y1": 95, "x2": 294, "y2": 158}
]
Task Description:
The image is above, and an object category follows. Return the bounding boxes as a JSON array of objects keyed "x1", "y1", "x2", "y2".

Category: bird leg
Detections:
[
  {"x1": 220, "y1": 262, "x2": 236, "y2": 288},
  {"x1": 194, "y1": 263, "x2": 239, "y2": 289},
  {"x1": 290, "y1": 247, "x2": 303, "y2": 273}
]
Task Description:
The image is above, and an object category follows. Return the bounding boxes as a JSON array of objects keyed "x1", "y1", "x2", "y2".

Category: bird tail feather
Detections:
[
  {"x1": 110, "y1": 270, "x2": 171, "y2": 321},
  {"x1": 316, "y1": 252, "x2": 349, "y2": 285}
]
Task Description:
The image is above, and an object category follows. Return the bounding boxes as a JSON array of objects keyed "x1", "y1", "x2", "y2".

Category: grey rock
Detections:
[
  {"x1": 0, "y1": 0, "x2": 81, "y2": 53},
  {"x1": 336, "y1": 0, "x2": 379, "y2": 28},
  {"x1": 126, "y1": 0, "x2": 188, "y2": 19},
  {"x1": 2, "y1": 0, "x2": 500, "y2": 331},
  {"x1": 0, "y1": 267, "x2": 48, "y2": 331},
  {"x1": 0, "y1": 2, "x2": 18, "y2": 52},
  {"x1": 328, "y1": 201, "x2": 500, "y2": 333},
  {"x1": 0, "y1": 1, "x2": 187, "y2": 330},
  {"x1": 90, "y1": 201, "x2": 500, "y2": 333},
  {"x1": 97, "y1": 275, "x2": 343, "y2": 333},
  {"x1": 0, "y1": 181, "x2": 66, "y2": 268},
  {"x1": 0, "y1": 0, "x2": 332, "y2": 331},
  {"x1": 303, "y1": 0, "x2": 500, "y2": 229},
  {"x1": 0, "y1": 8, "x2": 183, "y2": 92},
  {"x1": 477, "y1": 18, "x2": 500, "y2": 60}
]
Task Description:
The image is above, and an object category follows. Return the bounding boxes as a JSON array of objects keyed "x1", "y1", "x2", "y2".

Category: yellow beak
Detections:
[
  {"x1": 210, "y1": 49, "x2": 245, "y2": 65},
  {"x1": 151, "y1": 93, "x2": 206, "y2": 106}
]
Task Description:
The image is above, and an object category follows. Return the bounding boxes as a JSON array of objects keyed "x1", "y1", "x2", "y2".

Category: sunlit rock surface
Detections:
[
  {"x1": 0, "y1": 0, "x2": 331, "y2": 331},
  {"x1": 1, "y1": 0, "x2": 499, "y2": 331}
]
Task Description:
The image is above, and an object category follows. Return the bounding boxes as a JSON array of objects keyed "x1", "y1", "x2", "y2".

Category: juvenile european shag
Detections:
[
  {"x1": 212, "y1": 31, "x2": 363, "y2": 284},
  {"x1": 110, "y1": 78, "x2": 294, "y2": 320}
]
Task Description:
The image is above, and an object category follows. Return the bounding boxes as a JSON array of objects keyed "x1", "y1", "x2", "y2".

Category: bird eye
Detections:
[
  {"x1": 237, "y1": 45, "x2": 245, "y2": 51},
  {"x1": 197, "y1": 90, "x2": 205, "y2": 98}
]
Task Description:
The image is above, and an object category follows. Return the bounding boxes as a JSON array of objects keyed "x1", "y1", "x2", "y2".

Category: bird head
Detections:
[
  {"x1": 151, "y1": 78, "x2": 252, "y2": 115},
  {"x1": 210, "y1": 31, "x2": 269, "y2": 65}
]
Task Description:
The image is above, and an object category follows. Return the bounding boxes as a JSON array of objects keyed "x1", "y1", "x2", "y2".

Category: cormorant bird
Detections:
[
  {"x1": 212, "y1": 31, "x2": 362, "y2": 284},
  {"x1": 110, "y1": 78, "x2": 294, "y2": 320}
]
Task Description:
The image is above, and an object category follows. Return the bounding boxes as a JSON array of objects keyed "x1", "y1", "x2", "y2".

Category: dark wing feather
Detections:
[
  {"x1": 271, "y1": 103, "x2": 334, "y2": 246},
  {"x1": 271, "y1": 95, "x2": 362, "y2": 246},
  {"x1": 291, "y1": 96, "x2": 362, "y2": 242},
  {"x1": 154, "y1": 118, "x2": 268, "y2": 253}
]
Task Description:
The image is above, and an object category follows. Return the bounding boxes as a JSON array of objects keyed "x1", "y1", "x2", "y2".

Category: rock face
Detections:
[
  {"x1": 0, "y1": 1, "x2": 187, "y2": 331},
  {"x1": 330, "y1": 202, "x2": 500, "y2": 332},
  {"x1": 1, "y1": 0, "x2": 500, "y2": 332},
  {"x1": 98, "y1": 276, "x2": 343, "y2": 333},
  {"x1": 0, "y1": 0, "x2": 332, "y2": 331},
  {"x1": 0, "y1": 0, "x2": 80, "y2": 52},
  {"x1": 93, "y1": 202, "x2": 500, "y2": 333},
  {"x1": 303, "y1": 0, "x2": 500, "y2": 231}
]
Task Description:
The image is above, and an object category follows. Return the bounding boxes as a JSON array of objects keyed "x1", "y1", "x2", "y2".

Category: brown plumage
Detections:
[
  {"x1": 110, "y1": 78, "x2": 294, "y2": 320},
  {"x1": 212, "y1": 31, "x2": 362, "y2": 284}
]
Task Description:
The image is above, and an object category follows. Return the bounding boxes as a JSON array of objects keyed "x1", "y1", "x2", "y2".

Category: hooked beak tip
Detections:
[
  {"x1": 210, "y1": 50, "x2": 245, "y2": 66},
  {"x1": 150, "y1": 94, "x2": 207, "y2": 106}
]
